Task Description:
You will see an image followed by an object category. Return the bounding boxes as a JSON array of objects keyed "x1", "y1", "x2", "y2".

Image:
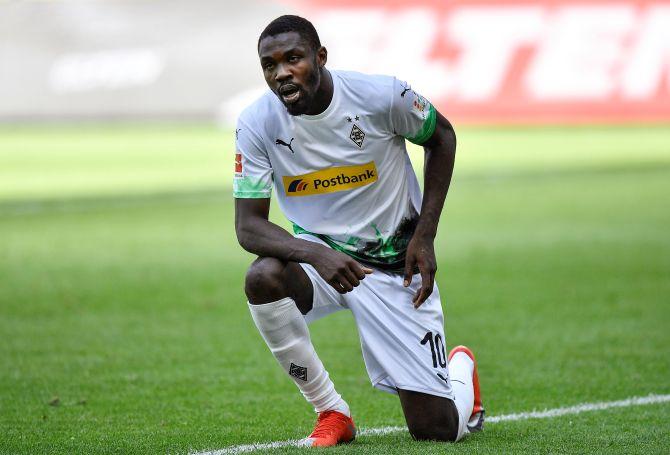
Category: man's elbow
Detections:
[
  {"x1": 235, "y1": 223, "x2": 254, "y2": 252},
  {"x1": 425, "y1": 129, "x2": 456, "y2": 157},
  {"x1": 440, "y1": 118, "x2": 456, "y2": 151},
  {"x1": 447, "y1": 127, "x2": 456, "y2": 154},
  {"x1": 434, "y1": 111, "x2": 457, "y2": 153},
  {"x1": 424, "y1": 113, "x2": 456, "y2": 153}
]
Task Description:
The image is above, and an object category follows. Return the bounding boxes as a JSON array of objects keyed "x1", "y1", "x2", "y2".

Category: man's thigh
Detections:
[
  {"x1": 344, "y1": 269, "x2": 454, "y2": 399},
  {"x1": 297, "y1": 262, "x2": 348, "y2": 323}
]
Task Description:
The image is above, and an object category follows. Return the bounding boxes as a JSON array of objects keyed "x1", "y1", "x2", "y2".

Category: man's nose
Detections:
[{"x1": 275, "y1": 63, "x2": 291, "y2": 83}]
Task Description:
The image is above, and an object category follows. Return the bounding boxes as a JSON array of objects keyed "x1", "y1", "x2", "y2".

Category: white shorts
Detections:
[{"x1": 298, "y1": 234, "x2": 454, "y2": 401}]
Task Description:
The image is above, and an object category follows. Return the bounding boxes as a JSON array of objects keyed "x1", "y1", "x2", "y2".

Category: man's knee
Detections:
[
  {"x1": 407, "y1": 419, "x2": 458, "y2": 442},
  {"x1": 399, "y1": 390, "x2": 460, "y2": 442},
  {"x1": 245, "y1": 257, "x2": 288, "y2": 304}
]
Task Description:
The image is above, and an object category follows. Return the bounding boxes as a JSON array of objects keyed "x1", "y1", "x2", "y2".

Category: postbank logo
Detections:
[
  {"x1": 287, "y1": 179, "x2": 308, "y2": 193},
  {"x1": 283, "y1": 162, "x2": 377, "y2": 197}
]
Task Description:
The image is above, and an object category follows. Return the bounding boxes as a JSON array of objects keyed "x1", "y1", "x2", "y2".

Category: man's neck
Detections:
[{"x1": 305, "y1": 69, "x2": 333, "y2": 116}]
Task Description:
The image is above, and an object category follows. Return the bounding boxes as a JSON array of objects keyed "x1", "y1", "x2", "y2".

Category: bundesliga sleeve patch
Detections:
[
  {"x1": 234, "y1": 152, "x2": 242, "y2": 174},
  {"x1": 406, "y1": 102, "x2": 437, "y2": 145},
  {"x1": 282, "y1": 162, "x2": 378, "y2": 197}
]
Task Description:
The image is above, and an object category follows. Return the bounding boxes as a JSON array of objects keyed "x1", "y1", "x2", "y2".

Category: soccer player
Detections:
[{"x1": 234, "y1": 15, "x2": 484, "y2": 447}]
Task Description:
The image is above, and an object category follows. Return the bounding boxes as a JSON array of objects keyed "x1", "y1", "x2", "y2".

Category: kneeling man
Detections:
[{"x1": 234, "y1": 14, "x2": 484, "y2": 447}]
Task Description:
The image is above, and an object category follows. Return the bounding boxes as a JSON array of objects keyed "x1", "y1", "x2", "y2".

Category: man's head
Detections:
[{"x1": 258, "y1": 15, "x2": 327, "y2": 115}]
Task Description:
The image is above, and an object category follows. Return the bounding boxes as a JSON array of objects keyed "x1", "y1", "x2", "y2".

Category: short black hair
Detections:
[{"x1": 258, "y1": 15, "x2": 321, "y2": 52}]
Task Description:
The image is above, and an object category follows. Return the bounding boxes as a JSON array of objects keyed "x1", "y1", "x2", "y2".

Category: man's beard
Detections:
[
  {"x1": 285, "y1": 97, "x2": 307, "y2": 116},
  {"x1": 284, "y1": 64, "x2": 320, "y2": 116}
]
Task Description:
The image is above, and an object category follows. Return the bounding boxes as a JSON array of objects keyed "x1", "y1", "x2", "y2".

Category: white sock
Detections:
[
  {"x1": 248, "y1": 297, "x2": 350, "y2": 416},
  {"x1": 448, "y1": 352, "x2": 475, "y2": 437}
]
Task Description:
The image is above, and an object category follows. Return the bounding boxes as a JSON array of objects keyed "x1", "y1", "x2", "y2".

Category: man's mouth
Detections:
[{"x1": 279, "y1": 84, "x2": 301, "y2": 104}]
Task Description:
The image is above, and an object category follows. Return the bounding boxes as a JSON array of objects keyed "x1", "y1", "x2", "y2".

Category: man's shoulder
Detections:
[
  {"x1": 238, "y1": 90, "x2": 281, "y2": 127},
  {"x1": 334, "y1": 70, "x2": 395, "y2": 94}
]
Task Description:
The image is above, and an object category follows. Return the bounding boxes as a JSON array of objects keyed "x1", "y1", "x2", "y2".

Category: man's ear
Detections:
[{"x1": 317, "y1": 46, "x2": 328, "y2": 68}]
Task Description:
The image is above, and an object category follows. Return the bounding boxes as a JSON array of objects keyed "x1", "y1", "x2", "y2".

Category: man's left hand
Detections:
[{"x1": 403, "y1": 236, "x2": 437, "y2": 309}]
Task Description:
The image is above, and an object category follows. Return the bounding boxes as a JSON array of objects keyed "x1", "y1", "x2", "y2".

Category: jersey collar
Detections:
[{"x1": 299, "y1": 70, "x2": 340, "y2": 122}]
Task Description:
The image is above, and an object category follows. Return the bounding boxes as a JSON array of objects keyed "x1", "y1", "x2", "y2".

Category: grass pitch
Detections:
[{"x1": 1, "y1": 125, "x2": 669, "y2": 453}]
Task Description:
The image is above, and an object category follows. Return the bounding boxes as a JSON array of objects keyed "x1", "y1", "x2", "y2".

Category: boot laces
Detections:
[{"x1": 311, "y1": 411, "x2": 345, "y2": 438}]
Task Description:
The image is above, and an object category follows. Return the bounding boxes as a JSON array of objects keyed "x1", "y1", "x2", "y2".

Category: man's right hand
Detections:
[
  {"x1": 308, "y1": 245, "x2": 373, "y2": 294},
  {"x1": 235, "y1": 198, "x2": 372, "y2": 293}
]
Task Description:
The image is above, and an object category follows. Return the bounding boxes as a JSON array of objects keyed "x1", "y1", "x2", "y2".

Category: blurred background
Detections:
[
  {"x1": 3, "y1": 0, "x2": 670, "y2": 124},
  {"x1": 2, "y1": 0, "x2": 669, "y2": 199},
  {"x1": 1, "y1": 0, "x2": 669, "y2": 453}
]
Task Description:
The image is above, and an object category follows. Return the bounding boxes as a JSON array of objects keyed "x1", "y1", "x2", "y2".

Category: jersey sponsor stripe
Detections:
[{"x1": 282, "y1": 162, "x2": 378, "y2": 197}]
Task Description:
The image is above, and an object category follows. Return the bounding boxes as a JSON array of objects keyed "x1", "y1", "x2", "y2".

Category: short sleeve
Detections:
[
  {"x1": 390, "y1": 78, "x2": 437, "y2": 145},
  {"x1": 233, "y1": 118, "x2": 273, "y2": 199}
]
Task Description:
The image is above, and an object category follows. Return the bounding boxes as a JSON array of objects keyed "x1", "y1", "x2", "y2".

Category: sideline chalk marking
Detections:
[{"x1": 192, "y1": 393, "x2": 670, "y2": 455}]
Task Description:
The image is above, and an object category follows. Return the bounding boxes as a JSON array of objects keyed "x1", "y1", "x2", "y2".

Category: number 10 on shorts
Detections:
[{"x1": 421, "y1": 331, "x2": 447, "y2": 368}]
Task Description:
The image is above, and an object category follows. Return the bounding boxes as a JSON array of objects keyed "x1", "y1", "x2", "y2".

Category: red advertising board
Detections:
[{"x1": 290, "y1": 0, "x2": 670, "y2": 123}]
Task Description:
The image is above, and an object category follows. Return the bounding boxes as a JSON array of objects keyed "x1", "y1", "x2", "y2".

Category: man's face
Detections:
[{"x1": 258, "y1": 32, "x2": 321, "y2": 116}]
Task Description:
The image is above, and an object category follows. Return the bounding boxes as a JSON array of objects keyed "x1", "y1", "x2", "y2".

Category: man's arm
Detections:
[
  {"x1": 403, "y1": 110, "x2": 457, "y2": 308},
  {"x1": 235, "y1": 198, "x2": 372, "y2": 293}
]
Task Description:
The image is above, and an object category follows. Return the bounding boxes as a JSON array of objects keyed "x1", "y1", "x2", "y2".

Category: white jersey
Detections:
[{"x1": 233, "y1": 70, "x2": 437, "y2": 270}]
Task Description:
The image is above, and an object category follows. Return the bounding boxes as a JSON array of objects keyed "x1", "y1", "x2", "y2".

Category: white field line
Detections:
[{"x1": 193, "y1": 393, "x2": 670, "y2": 455}]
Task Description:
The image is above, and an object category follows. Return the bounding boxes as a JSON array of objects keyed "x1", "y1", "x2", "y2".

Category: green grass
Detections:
[{"x1": 1, "y1": 125, "x2": 669, "y2": 453}]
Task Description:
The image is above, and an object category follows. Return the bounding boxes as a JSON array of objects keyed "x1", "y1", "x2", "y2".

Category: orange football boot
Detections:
[
  {"x1": 448, "y1": 345, "x2": 485, "y2": 432},
  {"x1": 303, "y1": 410, "x2": 356, "y2": 447}
]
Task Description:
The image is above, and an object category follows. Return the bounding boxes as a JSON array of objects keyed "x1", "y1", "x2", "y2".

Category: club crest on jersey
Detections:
[
  {"x1": 282, "y1": 162, "x2": 378, "y2": 197},
  {"x1": 349, "y1": 124, "x2": 365, "y2": 148}
]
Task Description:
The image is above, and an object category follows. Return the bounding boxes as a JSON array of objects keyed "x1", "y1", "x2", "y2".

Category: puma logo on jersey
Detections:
[
  {"x1": 276, "y1": 137, "x2": 295, "y2": 153},
  {"x1": 400, "y1": 82, "x2": 412, "y2": 97},
  {"x1": 283, "y1": 162, "x2": 378, "y2": 197}
]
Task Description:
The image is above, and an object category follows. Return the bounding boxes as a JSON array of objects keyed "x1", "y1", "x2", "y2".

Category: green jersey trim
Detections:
[
  {"x1": 233, "y1": 177, "x2": 272, "y2": 199},
  {"x1": 233, "y1": 192, "x2": 270, "y2": 199},
  {"x1": 405, "y1": 104, "x2": 437, "y2": 145},
  {"x1": 293, "y1": 223, "x2": 409, "y2": 271}
]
